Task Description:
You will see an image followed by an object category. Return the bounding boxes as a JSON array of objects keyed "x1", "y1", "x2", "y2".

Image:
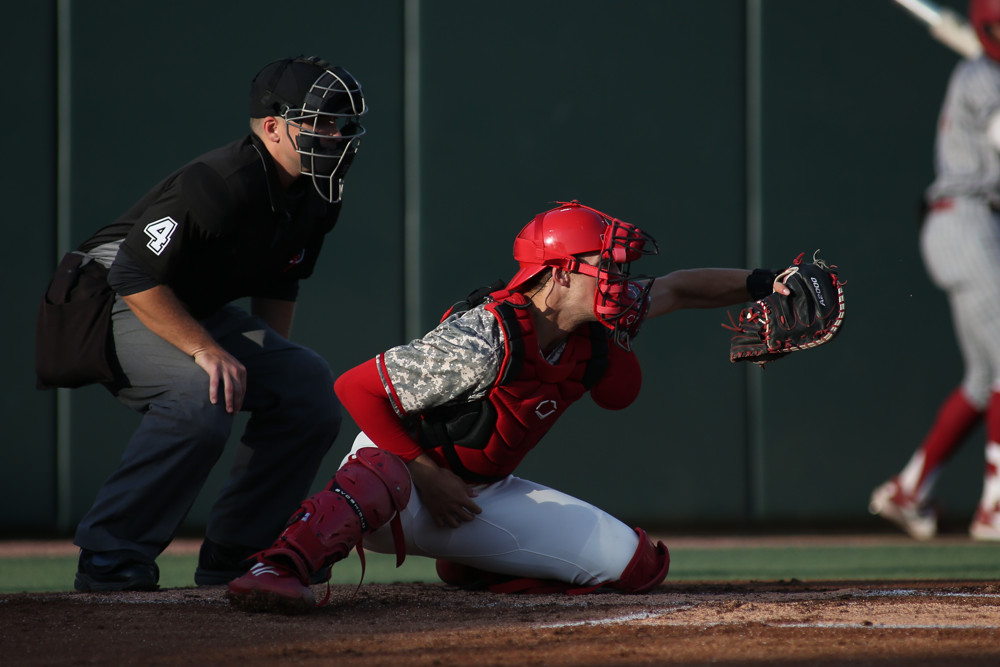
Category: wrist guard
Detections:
[{"x1": 746, "y1": 268, "x2": 779, "y2": 301}]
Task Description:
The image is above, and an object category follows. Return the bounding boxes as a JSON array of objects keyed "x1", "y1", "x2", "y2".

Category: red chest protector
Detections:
[{"x1": 417, "y1": 290, "x2": 611, "y2": 482}]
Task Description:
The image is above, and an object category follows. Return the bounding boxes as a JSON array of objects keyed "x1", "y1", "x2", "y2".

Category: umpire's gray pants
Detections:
[{"x1": 73, "y1": 297, "x2": 341, "y2": 561}]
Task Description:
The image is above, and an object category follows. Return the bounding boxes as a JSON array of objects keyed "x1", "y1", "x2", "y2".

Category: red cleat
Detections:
[{"x1": 226, "y1": 561, "x2": 314, "y2": 614}]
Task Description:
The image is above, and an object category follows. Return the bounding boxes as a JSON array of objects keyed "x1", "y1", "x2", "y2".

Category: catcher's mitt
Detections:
[{"x1": 724, "y1": 251, "x2": 845, "y2": 366}]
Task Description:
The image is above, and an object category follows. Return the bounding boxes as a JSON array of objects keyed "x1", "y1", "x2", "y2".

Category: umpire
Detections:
[{"x1": 61, "y1": 56, "x2": 366, "y2": 591}]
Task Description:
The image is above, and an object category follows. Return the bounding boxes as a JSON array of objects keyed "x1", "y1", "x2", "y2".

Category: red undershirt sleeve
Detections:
[
  {"x1": 590, "y1": 345, "x2": 642, "y2": 410},
  {"x1": 334, "y1": 357, "x2": 425, "y2": 462}
]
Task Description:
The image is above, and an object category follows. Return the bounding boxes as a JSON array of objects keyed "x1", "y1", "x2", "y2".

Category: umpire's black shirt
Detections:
[{"x1": 80, "y1": 133, "x2": 341, "y2": 320}]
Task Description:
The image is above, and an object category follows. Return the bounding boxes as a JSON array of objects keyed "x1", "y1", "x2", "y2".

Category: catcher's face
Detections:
[
  {"x1": 529, "y1": 211, "x2": 658, "y2": 350},
  {"x1": 559, "y1": 253, "x2": 602, "y2": 321},
  {"x1": 562, "y1": 250, "x2": 653, "y2": 350}
]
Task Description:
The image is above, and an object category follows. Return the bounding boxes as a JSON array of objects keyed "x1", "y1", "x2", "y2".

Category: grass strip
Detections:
[{"x1": 4, "y1": 542, "x2": 1000, "y2": 594}]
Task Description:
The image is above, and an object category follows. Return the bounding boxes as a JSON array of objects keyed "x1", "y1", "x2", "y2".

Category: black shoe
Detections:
[
  {"x1": 75, "y1": 549, "x2": 159, "y2": 592},
  {"x1": 195, "y1": 538, "x2": 332, "y2": 586},
  {"x1": 194, "y1": 539, "x2": 256, "y2": 586}
]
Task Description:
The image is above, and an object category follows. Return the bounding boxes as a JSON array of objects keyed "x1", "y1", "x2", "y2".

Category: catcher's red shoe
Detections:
[{"x1": 226, "y1": 561, "x2": 314, "y2": 614}]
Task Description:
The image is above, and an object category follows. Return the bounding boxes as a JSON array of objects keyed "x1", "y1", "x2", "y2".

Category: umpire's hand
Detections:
[{"x1": 192, "y1": 347, "x2": 247, "y2": 414}]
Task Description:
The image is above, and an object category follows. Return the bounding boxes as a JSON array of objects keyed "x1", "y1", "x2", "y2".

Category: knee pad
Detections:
[
  {"x1": 257, "y1": 448, "x2": 411, "y2": 583},
  {"x1": 336, "y1": 446, "x2": 411, "y2": 525},
  {"x1": 608, "y1": 527, "x2": 670, "y2": 593}
]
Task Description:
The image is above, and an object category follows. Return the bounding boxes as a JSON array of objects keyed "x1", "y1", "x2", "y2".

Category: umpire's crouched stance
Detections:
[{"x1": 35, "y1": 56, "x2": 368, "y2": 592}]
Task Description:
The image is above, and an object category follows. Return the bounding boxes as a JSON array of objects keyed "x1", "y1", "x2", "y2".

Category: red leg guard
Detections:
[
  {"x1": 256, "y1": 447, "x2": 411, "y2": 584},
  {"x1": 608, "y1": 527, "x2": 670, "y2": 593}
]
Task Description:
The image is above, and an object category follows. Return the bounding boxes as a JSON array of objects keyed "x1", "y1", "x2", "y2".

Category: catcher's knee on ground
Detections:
[
  {"x1": 607, "y1": 528, "x2": 670, "y2": 593},
  {"x1": 437, "y1": 527, "x2": 669, "y2": 594},
  {"x1": 252, "y1": 447, "x2": 411, "y2": 584}
]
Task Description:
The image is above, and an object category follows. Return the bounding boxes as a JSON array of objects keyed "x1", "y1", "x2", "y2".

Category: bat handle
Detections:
[{"x1": 932, "y1": 9, "x2": 983, "y2": 59}]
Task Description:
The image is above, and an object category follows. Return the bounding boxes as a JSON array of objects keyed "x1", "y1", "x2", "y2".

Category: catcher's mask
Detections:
[
  {"x1": 250, "y1": 56, "x2": 367, "y2": 203},
  {"x1": 971, "y1": 0, "x2": 1000, "y2": 61},
  {"x1": 507, "y1": 201, "x2": 659, "y2": 350}
]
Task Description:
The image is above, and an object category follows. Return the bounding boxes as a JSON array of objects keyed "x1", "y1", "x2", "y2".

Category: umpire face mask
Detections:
[{"x1": 283, "y1": 68, "x2": 367, "y2": 203}]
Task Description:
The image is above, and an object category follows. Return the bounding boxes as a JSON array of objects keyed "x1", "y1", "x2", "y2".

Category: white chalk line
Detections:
[
  {"x1": 775, "y1": 622, "x2": 1000, "y2": 630},
  {"x1": 538, "y1": 613, "x2": 1000, "y2": 631},
  {"x1": 536, "y1": 610, "x2": 678, "y2": 629},
  {"x1": 858, "y1": 589, "x2": 1000, "y2": 598},
  {"x1": 533, "y1": 588, "x2": 1000, "y2": 631}
]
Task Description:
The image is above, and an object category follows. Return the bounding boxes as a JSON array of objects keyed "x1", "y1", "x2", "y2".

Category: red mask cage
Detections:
[{"x1": 557, "y1": 209, "x2": 659, "y2": 350}]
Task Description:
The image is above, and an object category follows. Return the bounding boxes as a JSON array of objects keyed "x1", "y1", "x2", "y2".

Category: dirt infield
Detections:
[{"x1": 4, "y1": 578, "x2": 1000, "y2": 665}]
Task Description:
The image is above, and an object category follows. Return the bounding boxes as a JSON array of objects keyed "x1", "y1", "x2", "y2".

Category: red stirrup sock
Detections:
[{"x1": 899, "y1": 387, "x2": 983, "y2": 499}]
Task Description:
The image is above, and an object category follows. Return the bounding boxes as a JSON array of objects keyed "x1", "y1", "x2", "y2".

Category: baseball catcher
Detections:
[
  {"x1": 724, "y1": 251, "x2": 845, "y2": 366},
  {"x1": 227, "y1": 201, "x2": 802, "y2": 612}
]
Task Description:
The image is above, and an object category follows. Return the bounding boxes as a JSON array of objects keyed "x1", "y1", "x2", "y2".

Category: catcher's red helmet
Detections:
[
  {"x1": 507, "y1": 201, "x2": 658, "y2": 349},
  {"x1": 509, "y1": 204, "x2": 605, "y2": 290},
  {"x1": 971, "y1": 0, "x2": 1000, "y2": 61}
]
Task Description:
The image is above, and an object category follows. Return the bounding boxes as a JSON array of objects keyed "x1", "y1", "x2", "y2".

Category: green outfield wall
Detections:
[{"x1": 2, "y1": 0, "x2": 980, "y2": 534}]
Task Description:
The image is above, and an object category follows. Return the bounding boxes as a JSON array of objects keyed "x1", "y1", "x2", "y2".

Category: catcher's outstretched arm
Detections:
[{"x1": 646, "y1": 268, "x2": 789, "y2": 319}]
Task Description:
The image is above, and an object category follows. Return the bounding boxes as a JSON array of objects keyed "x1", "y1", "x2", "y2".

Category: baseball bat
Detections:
[{"x1": 893, "y1": 0, "x2": 983, "y2": 57}]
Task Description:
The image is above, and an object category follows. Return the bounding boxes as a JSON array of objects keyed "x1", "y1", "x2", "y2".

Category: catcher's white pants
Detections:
[{"x1": 342, "y1": 433, "x2": 640, "y2": 586}]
